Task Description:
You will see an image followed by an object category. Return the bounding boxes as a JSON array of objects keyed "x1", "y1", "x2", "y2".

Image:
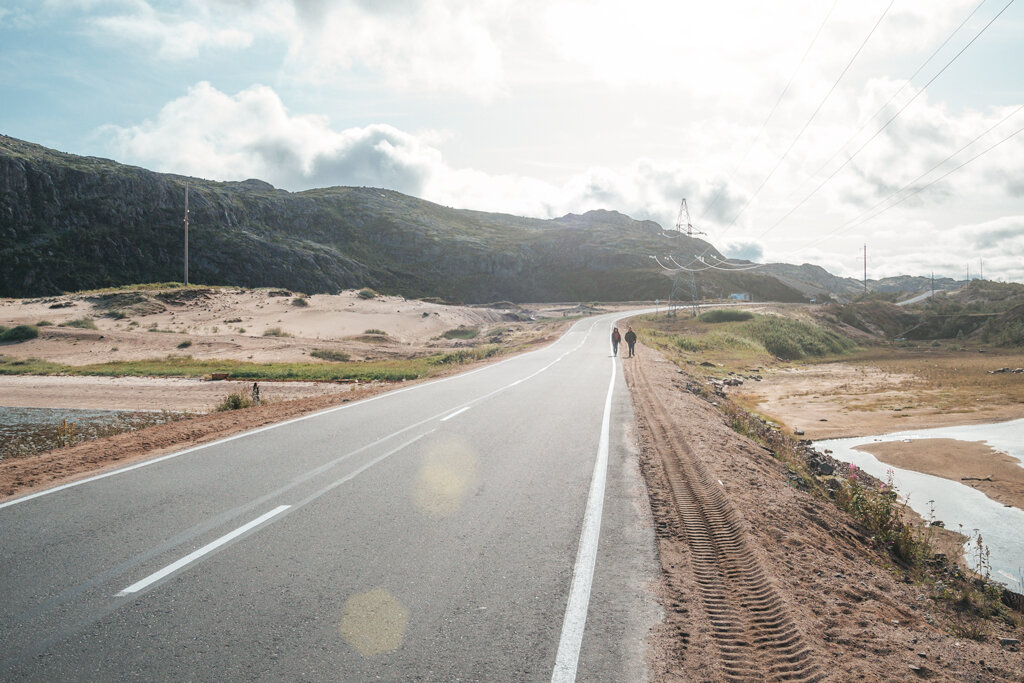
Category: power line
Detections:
[
  {"x1": 755, "y1": 0, "x2": 1016, "y2": 241},
  {"x1": 715, "y1": 0, "x2": 896, "y2": 239},
  {"x1": 701, "y1": 0, "x2": 840, "y2": 220},
  {"x1": 803, "y1": 0, "x2": 991, "y2": 184},
  {"x1": 788, "y1": 103, "x2": 1024, "y2": 256}
]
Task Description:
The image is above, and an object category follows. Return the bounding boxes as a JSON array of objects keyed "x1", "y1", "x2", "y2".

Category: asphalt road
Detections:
[{"x1": 1, "y1": 311, "x2": 660, "y2": 682}]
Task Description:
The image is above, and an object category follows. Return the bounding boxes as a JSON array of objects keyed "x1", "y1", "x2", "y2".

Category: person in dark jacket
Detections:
[
  {"x1": 611, "y1": 327, "x2": 621, "y2": 356},
  {"x1": 624, "y1": 327, "x2": 637, "y2": 357}
]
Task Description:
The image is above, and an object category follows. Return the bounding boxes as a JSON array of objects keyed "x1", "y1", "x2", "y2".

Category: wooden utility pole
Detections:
[
  {"x1": 863, "y1": 244, "x2": 867, "y2": 294},
  {"x1": 184, "y1": 182, "x2": 190, "y2": 286}
]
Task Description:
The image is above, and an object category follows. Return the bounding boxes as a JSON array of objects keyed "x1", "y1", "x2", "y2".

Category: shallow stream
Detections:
[{"x1": 815, "y1": 418, "x2": 1024, "y2": 588}]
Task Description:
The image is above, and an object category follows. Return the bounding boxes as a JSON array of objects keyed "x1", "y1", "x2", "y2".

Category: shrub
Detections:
[
  {"x1": 357, "y1": 288, "x2": 377, "y2": 299},
  {"x1": 364, "y1": 328, "x2": 387, "y2": 335},
  {"x1": 216, "y1": 392, "x2": 253, "y2": 411},
  {"x1": 263, "y1": 327, "x2": 292, "y2": 337},
  {"x1": 698, "y1": 308, "x2": 754, "y2": 323},
  {"x1": 311, "y1": 349, "x2": 351, "y2": 362},
  {"x1": 177, "y1": 340, "x2": 192, "y2": 349},
  {"x1": 0, "y1": 325, "x2": 39, "y2": 342},
  {"x1": 60, "y1": 317, "x2": 98, "y2": 330},
  {"x1": 441, "y1": 327, "x2": 480, "y2": 340},
  {"x1": 291, "y1": 297, "x2": 309, "y2": 307},
  {"x1": 742, "y1": 316, "x2": 853, "y2": 360},
  {"x1": 36, "y1": 320, "x2": 53, "y2": 326}
]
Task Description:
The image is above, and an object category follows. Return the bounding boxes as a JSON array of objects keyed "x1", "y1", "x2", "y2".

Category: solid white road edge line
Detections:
[
  {"x1": 118, "y1": 505, "x2": 291, "y2": 596},
  {"x1": 551, "y1": 351, "x2": 616, "y2": 683}
]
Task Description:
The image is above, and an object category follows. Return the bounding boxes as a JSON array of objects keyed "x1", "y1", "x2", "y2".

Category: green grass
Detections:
[
  {"x1": 310, "y1": 349, "x2": 351, "y2": 362},
  {"x1": 67, "y1": 282, "x2": 222, "y2": 296},
  {"x1": 59, "y1": 317, "x2": 98, "y2": 330},
  {"x1": 441, "y1": 326, "x2": 480, "y2": 339},
  {"x1": 741, "y1": 316, "x2": 854, "y2": 360},
  {"x1": 0, "y1": 325, "x2": 40, "y2": 342},
  {"x1": 698, "y1": 308, "x2": 754, "y2": 323},
  {"x1": 0, "y1": 346, "x2": 504, "y2": 382},
  {"x1": 216, "y1": 392, "x2": 253, "y2": 411},
  {"x1": 263, "y1": 327, "x2": 292, "y2": 337}
]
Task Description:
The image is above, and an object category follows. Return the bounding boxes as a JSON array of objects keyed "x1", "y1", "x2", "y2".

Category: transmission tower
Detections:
[
  {"x1": 674, "y1": 199, "x2": 704, "y2": 316},
  {"x1": 674, "y1": 198, "x2": 706, "y2": 238}
]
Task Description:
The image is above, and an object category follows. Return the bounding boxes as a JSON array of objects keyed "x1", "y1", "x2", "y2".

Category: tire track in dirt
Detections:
[{"x1": 628, "y1": 356, "x2": 822, "y2": 682}]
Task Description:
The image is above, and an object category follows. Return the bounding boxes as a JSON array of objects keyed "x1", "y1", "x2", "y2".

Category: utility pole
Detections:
[
  {"x1": 184, "y1": 182, "x2": 190, "y2": 286},
  {"x1": 863, "y1": 244, "x2": 867, "y2": 294}
]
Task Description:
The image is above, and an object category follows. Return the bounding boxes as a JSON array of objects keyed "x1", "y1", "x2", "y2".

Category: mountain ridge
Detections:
[{"x1": 0, "y1": 134, "x2": 956, "y2": 303}]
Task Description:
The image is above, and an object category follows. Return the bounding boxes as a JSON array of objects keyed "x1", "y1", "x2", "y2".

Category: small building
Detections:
[{"x1": 728, "y1": 293, "x2": 751, "y2": 301}]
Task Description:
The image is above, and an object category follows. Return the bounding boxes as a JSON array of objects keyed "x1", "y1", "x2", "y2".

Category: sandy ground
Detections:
[
  {"x1": 624, "y1": 344, "x2": 1023, "y2": 681},
  {"x1": 1, "y1": 287, "x2": 543, "y2": 366},
  {"x1": 0, "y1": 375, "x2": 360, "y2": 412},
  {"x1": 858, "y1": 438, "x2": 1024, "y2": 511},
  {"x1": 0, "y1": 287, "x2": 592, "y2": 412},
  {"x1": 732, "y1": 362, "x2": 1024, "y2": 441}
]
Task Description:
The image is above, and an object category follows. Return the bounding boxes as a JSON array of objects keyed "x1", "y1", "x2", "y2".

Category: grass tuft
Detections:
[
  {"x1": 60, "y1": 317, "x2": 98, "y2": 330},
  {"x1": 698, "y1": 308, "x2": 754, "y2": 323},
  {"x1": 310, "y1": 349, "x2": 351, "y2": 362},
  {"x1": 215, "y1": 392, "x2": 253, "y2": 411},
  {"x1": 0, "y1": 325, "x2": 40, "y2": 342},
  {"x1": 441, "y1": 326, "x2": 480, "y2": 340}
]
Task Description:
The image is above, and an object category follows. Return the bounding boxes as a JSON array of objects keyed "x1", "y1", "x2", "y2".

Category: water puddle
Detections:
[
  {"x1": 0, "y1": 406, "x2": 184, "y2": 460},
  {"x1": 815, "y1": 418, "x2": 1024, "y2": 588}
]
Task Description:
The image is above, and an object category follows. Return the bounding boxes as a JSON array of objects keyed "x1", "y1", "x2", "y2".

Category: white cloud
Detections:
[
  {"x1": 721, "y1": 240, "x2": 765, "y2": 262},
  {"x1": 64, "y1": 0, "x2": 510, "y2": 96},
  {"x1": 281, "y1": 0, "x2": 507, "y2": 97},
  {"x1": 99, "y1": 82, "x2": 441, "y2": 195}
]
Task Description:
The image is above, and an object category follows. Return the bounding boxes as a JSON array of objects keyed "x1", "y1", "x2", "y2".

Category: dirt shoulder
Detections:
[{"x1": 623, "y1": 343, "x2": 1022, "y2": 681}]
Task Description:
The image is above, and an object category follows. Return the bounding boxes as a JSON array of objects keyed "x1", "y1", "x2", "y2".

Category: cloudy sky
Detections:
[{"x1": 2, "y1": 0, "x2": 1023, "y2": 282}]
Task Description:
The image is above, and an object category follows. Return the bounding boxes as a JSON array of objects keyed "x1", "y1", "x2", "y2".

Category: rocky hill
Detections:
[
  {"x1": 0, "y1": 135, "x2": 809, "y2": 303},
  {"x1": 751, "y1": 262, "x2": 962, "y2": 300}
]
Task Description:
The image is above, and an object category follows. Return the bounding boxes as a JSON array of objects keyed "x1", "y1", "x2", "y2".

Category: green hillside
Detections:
[{"x1": 0, "y1": 135, "x2": 807, "y2": 303}]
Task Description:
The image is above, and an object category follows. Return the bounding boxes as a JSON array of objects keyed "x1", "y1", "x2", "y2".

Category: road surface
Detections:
[{"x1": 1, "y1": 311, "x2": 660, "y2": 681}]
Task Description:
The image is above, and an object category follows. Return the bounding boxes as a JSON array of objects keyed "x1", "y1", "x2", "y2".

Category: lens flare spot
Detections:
[
  {"x1": 412, "y1": 438, "x2": 478, "y2": 518},
  {"x1": 339, "y1": 587, "x2": 409, "y2": 657}
]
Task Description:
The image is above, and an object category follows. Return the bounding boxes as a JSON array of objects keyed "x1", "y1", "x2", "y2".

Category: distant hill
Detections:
[
  {"x1": 0, "y1": 135, "x2": 810, "y2": 303},
  {"x1": 744, "y1": 262, "x2": 962, "y2": 300}
]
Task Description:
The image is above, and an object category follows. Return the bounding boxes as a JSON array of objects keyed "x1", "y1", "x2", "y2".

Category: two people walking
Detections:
[{"x1": 611, "y1": 326, "x2": 637, "y2": 357}]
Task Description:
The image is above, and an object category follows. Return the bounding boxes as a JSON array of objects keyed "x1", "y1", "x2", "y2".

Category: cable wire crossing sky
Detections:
[{"x1": 2, "y1": 0, "x2": 1022, "y2": 281}]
